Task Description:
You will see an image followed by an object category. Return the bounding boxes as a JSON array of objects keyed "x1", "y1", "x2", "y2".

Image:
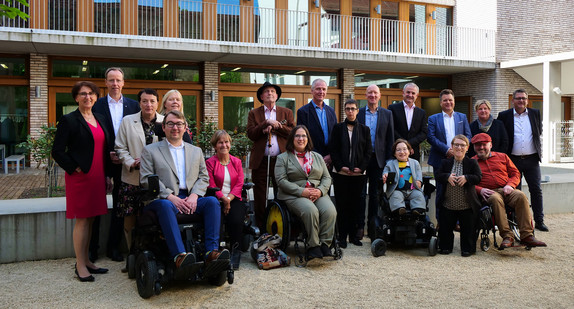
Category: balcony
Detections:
[{"x1": 0, "y1": 1, "x2": 495, "y2": 71}]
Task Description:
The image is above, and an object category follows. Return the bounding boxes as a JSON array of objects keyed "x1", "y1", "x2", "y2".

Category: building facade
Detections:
[{"x1": 0, "y1": 0, "x2": 572, "y2": 162}]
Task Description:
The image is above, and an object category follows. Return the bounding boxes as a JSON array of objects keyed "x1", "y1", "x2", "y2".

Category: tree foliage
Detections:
[{"x1": 0, "y1": 0, "x2": 30, "y2": 20}]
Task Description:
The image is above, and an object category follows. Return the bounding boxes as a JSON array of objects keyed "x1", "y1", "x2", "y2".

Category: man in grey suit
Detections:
[
  {"x1": 140, "y1": 110, "x2": 229, "y2": 272},
  {"x1": 357, "y1": 84, "x2": 394, "y2": 239}
]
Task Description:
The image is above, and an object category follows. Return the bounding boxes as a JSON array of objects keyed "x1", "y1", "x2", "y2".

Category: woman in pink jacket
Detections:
[{"x1": 206, "y1": 130, "x2": 246, "y2": 270}]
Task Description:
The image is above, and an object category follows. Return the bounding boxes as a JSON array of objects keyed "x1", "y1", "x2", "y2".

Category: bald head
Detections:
[{"x1": 366, "y1": 84, "x2": 381, "y2": 108}]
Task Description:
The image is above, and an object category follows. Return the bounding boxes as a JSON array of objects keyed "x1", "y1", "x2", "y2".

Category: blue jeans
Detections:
[{"x1": 144, "y1": 194, "x2": 221, "y2": 257}]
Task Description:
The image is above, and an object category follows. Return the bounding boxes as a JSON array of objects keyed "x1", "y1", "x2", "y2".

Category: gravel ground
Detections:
[{"x1": 1, "y1": 213, "x2": 573, "y2": 309}]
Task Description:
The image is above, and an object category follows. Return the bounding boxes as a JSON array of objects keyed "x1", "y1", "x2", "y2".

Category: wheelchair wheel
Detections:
[
  {"x1": 135, "y1": 253, "x2": 158, "y2": 299},
  {"x1": 207, "y1": 271, "x2": 227, "y2": 287},
  {"x1": 510, "y1": 223, "x2": 521, "y2": 242},
  {"x1": 480, "y1": 236, "x2": 491, "y2": 252},
  {"x1": 265, "y1": 201, "x2": 291, "y2": 251},
  {"x1": 428, "y1": 236, "x2": 438, "y2": 256},
  {"x1": 127, "y1": 254, "x2": 136, "y2": 279},
  {"x1": 371, "y1": 239, "x2": 387, "y2": 257}
]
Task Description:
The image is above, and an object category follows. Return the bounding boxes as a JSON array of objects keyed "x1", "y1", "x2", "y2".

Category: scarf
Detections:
[
  {"x1": 345, "y1": 118, "x2": 357, "y2": 126},
  {"x1": 478, "y1": 115, "x2": 494, "y2": 132},
  {"x1": 295, "y1": 151, "x2": 314, "y2": 188}
]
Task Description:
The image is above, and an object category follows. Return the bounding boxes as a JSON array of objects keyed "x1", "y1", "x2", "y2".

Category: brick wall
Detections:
[
  {"x1": 497, "y1": 0, "x2": 574, "y2": 62},
  {"x1": 340, "y1": 68, "x2": 355, "y2": 120},
  {"x1": 29, "y1": 53, "x2": 49, "y2": 140},
  {"x1": 203, "y1": 61, "x2": 219, "y2": 125}
]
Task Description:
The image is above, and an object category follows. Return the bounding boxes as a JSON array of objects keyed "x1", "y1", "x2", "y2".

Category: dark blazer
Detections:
[
  {"x1": 246, "y1": 105, "x2": 295, "y2": 169},
  {"x1": 436, "y1": 156, "x2": 482, "y2": 214},
  {"x1": 52, "y1": 109, "x2": 112, "y2": 176},
  {"x1": 92, "y1": 95, "x2": 140, "y2": 147},
  {"x1": 427, "y1": 112, "x2": 471, "y2": 168},
  {"x1": 468, "y1": 118, "x2": 509, "y2": 157},
  {"x1": 357, "y1": 106, "x2": 395, "y2": 168},
  {"x1": 497, "y1": 108, "x2": 542, "y2": 161},
  {"x1": 329, "y1": 121, "x2": 372, "y2": 173},
  {"x1": 388, "y1": 102, "x2": 427, "y2": 161},
  {"x1": 296, "y1": 102, "x2": 337, "y2": 157}
]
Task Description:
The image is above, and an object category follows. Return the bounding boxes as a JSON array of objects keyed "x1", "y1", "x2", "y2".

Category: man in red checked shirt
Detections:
[{"x1": 471, "y1": 133, "x2": 546, "y2": 249}]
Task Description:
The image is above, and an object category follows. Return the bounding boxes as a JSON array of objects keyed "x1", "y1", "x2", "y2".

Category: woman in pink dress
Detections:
[{"x1": 52, "y1": 81, "x2": 113, "y2": 282}]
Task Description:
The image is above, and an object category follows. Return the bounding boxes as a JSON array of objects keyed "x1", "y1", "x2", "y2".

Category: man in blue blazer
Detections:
[
  {"x1": 357, "y1": 84, "x2": 394, "y2": 240},
  {"x1": 427, "y1": 89, "x2": 471, "y2": 219},
  {"x1": 497, "y1": 89, "x2": 547, "y2": 231},
  {"x1": 296, "y1": 79, "x2": 337, "y2": 166},
  {"x1": 91, "y1": 67, "x2": 140, "y2": 262}
]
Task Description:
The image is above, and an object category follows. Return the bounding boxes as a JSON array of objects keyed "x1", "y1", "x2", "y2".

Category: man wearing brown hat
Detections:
[
  {"x1": 471, "y1": 133, "x2": 546, "y2": 248},
  {"x1": 247, "y1": 82, "x2": 295, "y2": 228}
]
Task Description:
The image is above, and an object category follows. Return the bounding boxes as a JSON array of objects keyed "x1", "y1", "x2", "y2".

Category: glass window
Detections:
[
  {"x1": 0, "y1": 0, "x2": 29, "y2": 28},
  {"x1": 287, "y1": 0, "x2": 308, "y2": 47},
  {"x1": 276, "y1": 97, "x2": 296, "y2": 116},
  {"x1": 220, "y1": 67, "x2": 338, "y2": 87},
  {"x1": 381, "y1": 1, "x2": 399, "y2": 52},
  {"x1": 409, "y1": 4, "x2": 426, "y2": 54},
  {"x1": 217, "y1": 0, "x2": 240, "y2": 42},
  {"x1": 0, "y1": 86, "x2": 28, "y2": 156},
  {"x1": 179, "y1": 0, "x2": 203, "y2": 39},
  {"x1": 222, "y1": 96, "x2": 254, "y2": 131},
  {"x1": 49, "y1": 0, "x2": 76, "y2": 31},
  {"x1": 94, "y1": 0, "x2": 121, "y2": 34},
  {"x1": 182, "y1": 94, "x2": 197, "y2": 120},
  {"x1": 354, "y1": 73, "x2": 448, "y2": 90},
  {"x1": 139, "y1": 0, "x2": 163, "y2": 36},
  {"x1": 51, "y1": 59, "x2": 200, "y2": 81},
  {"x1": 0, "y1": 57, "x2": 26, "y2": 76},
  {"x1": 55, "y1": 92, "x2": 78, "y2": 122}
]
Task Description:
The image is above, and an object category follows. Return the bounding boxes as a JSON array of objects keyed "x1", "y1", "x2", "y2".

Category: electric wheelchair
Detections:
[
  {"x1": 125, "y1": 176, "x2": 234, "y2": 299},
  {"x1": 370, "y1": 174, "x2": 438, "y2": 257},
  {"x1": 478, "y1": 203, "x2": 530, "y2": 251},
  {"x1": 258, "y1": 199, "x2": 343, "y2": 267}
]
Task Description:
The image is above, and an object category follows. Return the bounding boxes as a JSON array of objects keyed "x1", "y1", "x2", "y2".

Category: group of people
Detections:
[{"x1": 52, "y1": 67, "x2": 549, "y2": 281}]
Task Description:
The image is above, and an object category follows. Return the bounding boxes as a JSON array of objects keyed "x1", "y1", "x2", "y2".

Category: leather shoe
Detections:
[
  {"x1": 86, "y1": 266, "x2": 109, "y2": 274},
  {"x1": 75, "y1": 265, "x2": 95, "y2": 282},
  {"x1": 438, "y1": 249, "x2": 452, "y2": 255},
  {"x1": 535, "y1": 222, "x2": 549, "y2": 232},
  {"x1": 412, "y1": 209, "x2": 425, "y2": 216},
  {"x1": 396, "y1": 208, "x2": 407, "y2": 216},
  {"x1": 350, "y1": 238, "x2": 363, "y2": 246},
  {"x1": 520, "y1": 235, "x2": 547, "y2": 247},
  {"x1": 320, "y1": 243, "x2": 333, "y2": 257},
  {"x1": 461, "y1": 251, "x2": 472, "y2": 257},
  {"x1": 306, "y1": 246, "x2": 323, "y2": 260},
  {"x1": 107, "y1": 249, "x2": 124, "y2": 262},
  {"x1": 205, "y1": 249, "x2": 230, "y2": 266},
  {"x1": 500, "y1": 237, "x2": 514, "y2": 249},
  {"x1": 338, "y1": 239, "x2": 347, "y2": 249},
  {"x1": 174, "y1": 252, "x2": 195, "y2": 268}
]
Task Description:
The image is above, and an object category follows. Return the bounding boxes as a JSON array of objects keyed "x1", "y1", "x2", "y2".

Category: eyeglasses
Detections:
[
  {"x1": 295, "y1": 134, "x2": 307, "y2": 139},
  {"x1": 165, "y1": 121, "x2": 186, "y2": 129},
  {"x1": 452, "y1": 143, "x2": 467, "y2": 148},
  {"x1": 514, "y1": 97, "x2": 528, "y2": 101},
  {"x1": 345, "y1": 107, "x2": 357, "y2": 111},
  {"x1": 78, "y1": 92, "x2": 95, "y2": 97}
]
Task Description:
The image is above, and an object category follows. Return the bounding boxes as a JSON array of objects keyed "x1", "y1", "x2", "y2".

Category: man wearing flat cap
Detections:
[
  {"x1": 247, "y1": 82, "x2": 295, "y2": 228},
  {"x1": 471, "y1": 133, "x2": 546, "y2": 249}
]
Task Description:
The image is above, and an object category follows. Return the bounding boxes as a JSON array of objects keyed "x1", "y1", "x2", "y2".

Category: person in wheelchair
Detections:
[
  {"x1": 206, "y1": 130, "x2": 247, "y2": 270},
  {"x1": 382, "y1": 139, "x2": 426, "y2": 217},
  {"x1": 275, "y1": 125, "x2": 337, "y2": 260},
  {"x1": 139, "y1": 110, "x2": 230, "y2": 271},
  {"x1": 471, "y1": 133, "x2": 546, "y2": 248},
  {"x1": 436, "y1": 135, "x2": 482, "y2": 256}
]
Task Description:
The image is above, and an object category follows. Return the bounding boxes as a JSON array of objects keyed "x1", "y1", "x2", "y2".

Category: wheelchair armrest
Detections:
[
  {"x1": 206, "y1": 187, "x2": 221, "y2": 197},
  {"x1": 140, "y1": 174, "x2": 160, "y2": 202}
]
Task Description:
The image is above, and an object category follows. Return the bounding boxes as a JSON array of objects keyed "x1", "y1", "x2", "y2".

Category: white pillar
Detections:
[{"x1": 542, "y1": 61, "x2": 562, "y2": 163}]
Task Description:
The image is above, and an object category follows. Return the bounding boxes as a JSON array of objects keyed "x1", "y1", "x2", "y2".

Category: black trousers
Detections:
[
  {"x1": 225, "y1": 199, "x2": 247, "y2": 249},
  {"x1": 438, "y1": 207, "x2": 475, "y2": 253},
  {"x1": 333, "y1": 173, "x2": 367, "y2": 242},
  {"x1": 509, "y1": 154, "x2": 544, "y2": 223}
]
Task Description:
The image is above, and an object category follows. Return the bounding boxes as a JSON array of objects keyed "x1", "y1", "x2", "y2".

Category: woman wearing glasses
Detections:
[
  {"x1": 329, "y1": 99, "x2": 372, "y2": 248},
  {"x1": 52, "y1": 81, "x2": 113, "y2": 282},
  {"x1": 436, "y1": 135, "x2": 482, "y2": 257},
  {"x1": 114, "y1": 88, "x2": 164, "y2": 252},
  {"x1": 275, "y1": 125, "x2": 337, "y2": 260}
]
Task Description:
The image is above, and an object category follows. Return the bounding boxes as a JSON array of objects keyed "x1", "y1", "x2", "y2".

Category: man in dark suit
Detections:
[
  {"x1": 140, "y1": 110, "x2": 229, "y2": 272},
  {"x1": 497, "y1": 89, "x2": 547, "y2": 231},
  {"x1": 296, "y1": 79, "x2": 337, "y2": 165},
  {"x1": 388, "y1": 82, "x2": 427, "y2": 162},
  {"x1": 357, "y1": 84, "x2": 394, "y2": 240},
  {"x1": 246, "y1": 82, "x2": 294, "y2": 229},
  {"x1": 427, "y1": 89, "x2": 471, "y2": 219},
  {"x1": 91, "y1": 67, "x2": 140, "y2": 262}
]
